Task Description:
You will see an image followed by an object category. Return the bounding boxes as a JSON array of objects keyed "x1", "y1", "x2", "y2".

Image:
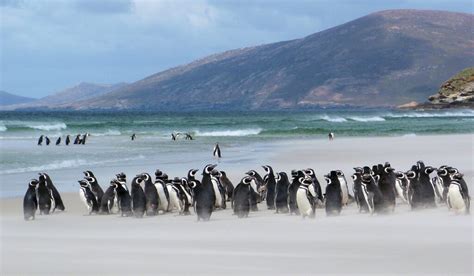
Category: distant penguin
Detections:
[
  {"x1": 324, "y1": 171, "x2": 343, "y2": 216},
  {"x1": 141, "y1": 173, "x2": 159, "y2": 216},
  {"x1": 213, "y1": 143, "x2": 222, "y2": 159},
  {"x1": 447, "y1": 173, "x2": 470, "y2": 215},
  {"x1": 219, "y1": 171, "x2": 234, "y2": 201},
  {"x1": 335, "y1": 170, "x2": 350, "y2": 206},
  {"x1": 37, "y1": 135, "x2": 44, "y2": 146},
  {"x1": 80, "y1": 133, "x2": 88, "y2": 145},
  {"x1": 55, "y1": 137, "x2": 61, "y2": 146},
  {"x1": 37, "y1": 174, "x2": 53, "y2": 215},
  {"x1": 288, "y1": 170, "x2": 304, "y2": 215},
  {"x1": 113, "y1": 180, "x2": 132, "y2": 217},
  {"x1": 262, "y1": 165, "x2": 276, "y2": 210},
  {"x1": 130, "y1": 175, "x2": 146, "y2": 218},
  {"x1": 378, "y1": 163, "x2": 397, "y2": 212},
  {"x1": 305, "y1": 168, "x2": 324, "y2": 206},
  {"x1": 78, "y1": 180, "x2": 99, "y2": 215},
  {"x1": 211, "y1": 170, "x2": 226, "y2": 209},
  {"x1": 195, "y1": 164, "x2": 217, "y2": 221},
  {"x1": 232, "y1": 176, "x2": 253, "y2": 218},
  {"x1": 74, "y1": 134, "x2": 81, "y2": 144},
  {"x1": 131, "y1": 133, "x2": 136, "y2": 141},
  {"x1": 83, "y1": 171, "x2": 104, "y2": 204},
  {"x1": 40, "y1": 173, "x2": 65, "y2": 212},
  {"x1": 274, "y1": 172, "x2": 290, "y2": 213},
  {"x1": 297, "y1": 176, "x2": 317, "y2": 218},
  {"x1": 394, "y1": 171, "x2": 409, "y2": 203},
  {"x1": 65, "y1": 135, "x2": 71, "y2": 145},
  {"x1": 99, "y1": 181, "x2": 117, "y2": 214},
  {"x1": 23, "y1": 179, "x2": 39, "y2": 221},
  {"x1": 45, "y1": 136, "x2": 50, "y2": 145}
]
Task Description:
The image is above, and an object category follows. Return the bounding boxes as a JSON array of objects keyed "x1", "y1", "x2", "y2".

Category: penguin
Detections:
[
  {"x1": 130, "y1": 175, "x2": 146, "y2": 218},
  {"x1": 213, "y1": 143, "x2": 221, "y2": 159},
  {"x1": 45, "y1": 136, "x2": 50, "y2": 145},
  {"x1": 171, "y1": 177, "x2": 190, "y2": 215},
  {"x1": 140, "y1": 173, "x2": 159, "y2": 216},
  {"x1": 80, "y1": 133, "x2": 88, "y2": 145},
  {"x1": 36, "y1": 174, "x2": 53, "y2": 215},
  {"x1": 417, "y1": 161, "x2": 436, "y2": 208},
  {"x1": 65, "y1": 135, "x2": 71, "y2": 146},
  {"x1": 187, "y1": 169, "x2": 199, "y2": 202},
  {"x1": 210, "y1": 170, "x2": 226, "y2": 209},
  {"x1": 274, "y1": 172, "x2": 290, "y2": 213},
  {"x1": 352, "y1": 168, "x2": 368, "y2": 213},
  {"x1": 232, "y1": 176, "x2": 253, "y2": 218},
  {"x1": 83, "y1": 171, "x2": 104, "y2": 204},
  {"x1": 324, "y1": 171, "x2": 343, "y2": 216},
  {"x1": 23, "y1": 179, "x2": 39, "y2": 221},
  {"x1": 55, "y1": 137, "x2": 61, "y2": 146},
  {"x1": 305, "y1": 168, "x2": 324, "y2": 206},
  {"x1": 431, "y1": 166, "x2": 447, "y2": 203},
  {"x1": 155, "y1": 169, "x2": 170, "y2": 211},
  {"x1": 219, "y1": 171, "x2": 234, "y2": 201},
  {"x1": 195, "y1": 164, "x2": 217, "y2": 221},
  {"x1": 436, "y1": 166, "x2": 453, "y2": 202},
  {"x1": 262, "y1": 165, "x2": 276, "y2": 210},
  {"x1": 297, "y1": 176, "x2": 317, "y2": 218},
  {"x1": 406, "y1": 168, "x2": 422, "y2": 209},
  {"x1": 335, "y1": 170, "x2": 350, "y2": 206},
  {"x1": 116, "y1": 172, "x2": 128, "y2": 189},
  {"x1": 131, "y1": 133, "x2": 136, "y2": 141},
  {"x1": 37, "y1": 135, "x2": 44, "y2": 146},
  {"x1": 359, "y1": 168, "x2": 385, "y2": 215},
  {"x1": 74, "y1": 134, "x2": 81, "y2": 144},
  {"x1": 245, "y1": 169, "x2": 262, "y2": 208},
  {"x1": 112, "y1": 180, "x2": 132, "y2": 217},
  {"x1": 447, "y1": 173, "x2": 470, "y2": 215},
  {"x1": 99, "y1": 181, "x2": 117, "y2": 214},
  {"x1": 394, "y1": 171, "x2": 409, "y2": 203},
  {"x1": 78, "y1": 179, "x2": 99, "y2": 215},
  {"x1": 288, "y1": 170, "x2": 304, "y2": 215},
  {"x1": 377, "y1": 163, "x2": 397, "y2": 212},
  {"x1": 39, "y1": 173, "x2": 65, "y2": 212}
]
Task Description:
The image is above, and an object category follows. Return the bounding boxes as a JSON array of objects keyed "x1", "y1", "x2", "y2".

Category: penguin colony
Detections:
[
  {"x1": 37, "y1": 133, "x2": 89, "y2": 146},
  {"x1": 23, "y1": 161, "x2": 470, "y2": 221}
]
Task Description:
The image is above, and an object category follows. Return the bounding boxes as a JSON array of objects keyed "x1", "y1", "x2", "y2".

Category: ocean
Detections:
[{"x1": 1, "y1": 109, "x2": 473, "y2": 197}]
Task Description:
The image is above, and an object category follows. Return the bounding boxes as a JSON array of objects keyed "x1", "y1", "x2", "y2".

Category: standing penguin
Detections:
[
  {"x1": 394, "y1": 171, "x2": 409, "y2": 203},
  {"x1": 171, "y1": 177, "x2": 191, "y2": 215},
  {"x1": 262, "y1": 165, "x2": 276, "y2": 210},
  {"x1": 45, "y1": 136, "x2": 50, "y2": 145},
  {"x1": 37, "y1": 174, "x2": 53, "y2": 215},
  {"x1": 99, "y1": 181, "x2": 117, "y2": 214},
  {"x1": 213, "y1": 143, "x2": 222, "y2": 159},
  {"x1": 417, "y1": 161, "x2": 437, "y2": 208},
  {"x1": 447, "y1": 173, "x2": 470, "y2": 215},
  {"x1": 74, "y1": 134, "x2": 81, "y2": 144},
  {"x1": 436, "y1": 166, "x2": 453, "y2": 202},
  {"x1": 37, "y1": 135, "x2": 44, "y2": 146},
  {"x1": 140, "y1": 173, "x2": 159, "y2": 216},
  {"x1": 335, "y1": 170, "x2": 350, "y2": 206},
  {"x1": 113, "y1": 180, "x2": 132, "y2": 217},
  {"x1": 352, "y1": 168, "x2": 366, "y2": 212},
  {"x1": 219, "y1": 171, "x2": 234, "y2": 201},
  {"x1": 39, "y1": 173, "x2": 65, "y2": 212},
  {"x1": 324, "y1": 171, "x2": 343, "y2": 216},
  {"x1": 378, "y1": 163, "x2": 397, "y2": 212},
  {"x1": 297, "y1": 176, "x2": 317, "y2": 218},
  {"x1": 23, "y1": 179, "x2": 39, "y2": 221},
  {"x1": 80, "y1": 133, "x2": 88, "y2": 145},
  {"x1": 274, "y1": 172, "x2": 290, "y2": 213},
  {"x1": 83, "y1": 171, "x2": 104, "y2": 204},
  {"x1": 65, "y1": 135, "x2": 71, "y2": 146},
  {"x1": 232, "y1": 176, "x2": 253, "y2": 218},
  {"x1": 245, "y1": 170, "x2": 262, "y2": 209},
  {"x1": 195, "y1": 164, "x2": 217, "y2": 221},
  {"x1": 360, "y1": 167, "x2": 385, "y2": 214},
  {"x1": 78, "y1": 180, "x2": 99, "y2": 215},
  {"x1": 305, "y1": 168, "x2": 324, "y2": 206},
  {"x1": 130, "y1": 175, "x2": 146, "y2": 218},
  {"x1": 55, "y1": 137, "x2": 61, "y2": 146},
  {"x1": 288, "y1": 170, "x2": 304, "y2": 215},
  {"x1": 210, "y1": 170, "x2": 226, "y2": 209}
]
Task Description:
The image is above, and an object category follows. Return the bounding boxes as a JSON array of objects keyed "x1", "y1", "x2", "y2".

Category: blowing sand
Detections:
[{"x1": 1, "y1": 134, "x2": 473, "y2": 275}]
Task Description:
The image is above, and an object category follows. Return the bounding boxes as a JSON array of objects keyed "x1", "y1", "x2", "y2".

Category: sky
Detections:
[{"x1": 1, "y1": 0, "x2": 472, "y2": 98}]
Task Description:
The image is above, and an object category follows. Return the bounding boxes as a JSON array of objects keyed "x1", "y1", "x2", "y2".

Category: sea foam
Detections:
[
  {"x1": 195, "y1": 128, "x2": 262, "y2": 137},
  {"x1": 320, "y1": 115, "x2": 347, "y2": 123},
  {"x1": 26, "y1": 122, "x2": 67, "y2": 131},
  {"x1": 349, "y1": 116, "x2": 386, "y2": 122}
]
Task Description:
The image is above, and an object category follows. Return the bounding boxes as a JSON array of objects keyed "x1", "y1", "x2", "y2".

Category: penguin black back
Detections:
[
  {"x1": 141, "y1": 173, "x2": 159, "y2": 216},
  {"x1": 131, "y1": 175, "x2": 146, "y2": 218},
  {"x1": 41, "y1": 173, "x2": 65, "y2": 212},
  {"x1": 37, "y1": 174, "x2": 53, "y2": 215},
  {"x1": 324, "y1": 171, "x2": 342, "y2": 216},
  {"x1": 232, "y1": 176, "x2": 253, "y2": 218},
  {"x1": 288, "y1": 170, "x2": 304, "y2": 215},
  {"x1": 263, "y1": 165, "x2": 276, "y2": 210},
  {"x1": 274, "y1": 172, "x2": 290, "y2": 213},
  {"x1": 84, "y1": 171, "x2": 104, "y2": 204},
  {"x1": 219, "y1": 171, "x2": 234, "y2": 201},
  {"x1": 99, "y1": 182, "x2": 116, "y2": 214},
  {"x1": 23, "y1": 179, "x2": 39, "y2": 220},
  {"x1": 378, "y1": 163, "x2": 397, "y2": 212},
  {"x1": 195, "y1": 164, "x2": 217, "y2": 221},
  {"x1": 113, "y1": 180, "x2": 132, "y2": 216}
]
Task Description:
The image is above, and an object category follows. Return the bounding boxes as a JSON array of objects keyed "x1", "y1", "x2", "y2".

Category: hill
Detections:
[{"x1": 0, "y1": 91, "x2": 35, "y2": 106}]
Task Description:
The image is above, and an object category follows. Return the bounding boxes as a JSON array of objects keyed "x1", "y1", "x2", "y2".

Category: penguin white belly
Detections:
[
  {"x1": 338, "y1": 177, "x2": 349, "y2": 205},
  {"x1": 166, "y1": 185, "x2": 182, "y2": 212},
  {"x1": 155, "y1": 184, "x2": 169, "y2": 211},
  {"x1": 211, "y1": 179, "x2": 223, "y2": 208},
  {"x1": 395, "y1": 180, "x2": 407, "y2": 203},
  {"x1": 447, "y1": 185, "x2": 466, "y2": 214},
  {"x1": 79, "y1": 189, "x2": 91, "y2": 212},
  {"x1": 296, "y1": 189, "x2": 313, "y2": 218},
  {"x1": 433, "y1": 177, "x2": 444, "y2": 203}
]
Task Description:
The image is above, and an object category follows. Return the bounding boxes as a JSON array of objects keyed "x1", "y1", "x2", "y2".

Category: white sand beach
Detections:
[{"x1": 1, "y1": 134, "x2": 473, "y2": 275}]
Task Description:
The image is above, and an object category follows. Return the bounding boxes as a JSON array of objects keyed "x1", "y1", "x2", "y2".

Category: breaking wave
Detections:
[
  {"x1": 320, "y1": 115, "x2": 347, "y2": 123},
  {"x1": 349, "y1": 116, "x2": 386, "y2": 122},
  {"x1": 195, "y1": 128, "x2": 262, "y2": 137}
]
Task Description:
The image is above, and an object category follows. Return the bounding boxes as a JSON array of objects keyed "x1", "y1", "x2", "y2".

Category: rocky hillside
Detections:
[
  {"x1": 426, "y1": 68, "x2": 474, "y2": 108},
  {"x1": 0, "y1": 91, "x2": 35, "y2": 106}
]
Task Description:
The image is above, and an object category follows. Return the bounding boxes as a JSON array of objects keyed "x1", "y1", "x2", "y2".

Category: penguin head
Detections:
[
  {"x1": 181, "y1": 178, "x2": 188, "y2": 185},
  {"x1": 447, "y1": 167, "x2": 458, "y2": 175},
  {"x1": 262, "y1": 165, "x2": 273, "y2": 174},
  {"x1": 406, "y1": 170, "x2": 416, "y2": 179},
  {"x1": 132, "y1": 175, "x2": 144, "y2": 185},
  {"x1": 211, "y1": 169, "x2": 222, "y2": 178},
  {"x1": 299, "y1": 176, "x2": 312, "y2": 186},
  {"x1": 384, "y1": 162, "x2": 391, "y2": 168},
  {"x1": 324, "y1": 175, "x2": 332, "y2": 185},
  {"x1": 155, "y1": 169, "x2": 163, "y2": 178},
  {"x1": 351, "y1": 173, "x2": 360, "y2": 181},
  {"x1": 171, "y1": 177, "x2": 181, "y2": 185},
  {"x1": 83, "y1": 171, "x2": 94, "y2": 178},
  {"x1": 437, "y1": 167, "x2": 448, "y2": 177},
  {"x1": 451, "y1": 172, "x2": 464, "y2": 180},
  {"x1": 395, "y1": 171, "x2": 405, "y2": 179},
  {"x1": 188, "y1": 169, "x2": 199, "y2": 178},
  {"x1": 416, "y1": 161, "x2": 426, "y2": 171},
  {"x1": 424, "y1": 166, "x2": 435, "y2": 175},
  {"x1": 353, "y1": 167, "x2": 363, "y2": 173},
  {"x1": 242, "y1": 176, "x2": 254, "y2": 185},
  {"x1": 362, "y1": 166, "x2": 372, "y2": 176},
  {"x1": 304, "y1": 168, "x2": 315, "y2": 177},
  {"x1": 78, "y1": 179, "x2": 89, "y2": 188},
  {"x1": 290, "y1": 170, "x2": 298, "y2": 178},
  {"x1": 116, "y1": 172, "x2": 126, "y2": 180},
  {"x1": 38, "y1": 173, "x2": 46, "y2": 182},
  {"x1": 372, "y1": 165, "x2": 379, "y2": 175},
  {"x1": 29, "y1": 179, "x2": 39, "y2": 187},
  {"x1": 219, "y1": 171, "x2": 227, "y2": 177},
  {"x1": 384, "y1": 166, "x2": 395, "y2": 174},
  {"x1": 188, "y1": 180, "x2": 200, "y2": 189},
  {"x1": 336, "y1": 170, "x2": 344, "y2": 177},
  {"x1": 203, "y1": 164, "x2": 217, "y2": 175},
  {"x1": 140, "y1": 173, "x2": 152, "y2": 182}
]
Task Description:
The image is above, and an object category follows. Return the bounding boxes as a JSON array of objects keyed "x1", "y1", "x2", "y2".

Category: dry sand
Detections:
[{"x1": 1, "y1": 134, "x2": 473, "y2": 275}]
